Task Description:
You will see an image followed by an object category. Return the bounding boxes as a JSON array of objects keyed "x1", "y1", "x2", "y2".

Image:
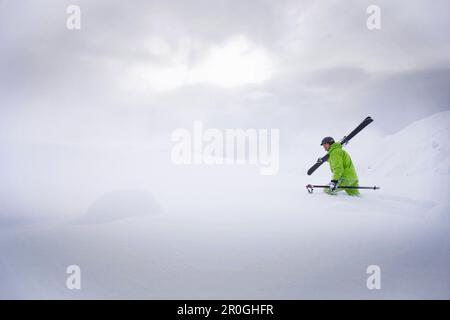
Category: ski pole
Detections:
[{"x1": 306, "y1": 184, "x2": 380, "y2": 193}]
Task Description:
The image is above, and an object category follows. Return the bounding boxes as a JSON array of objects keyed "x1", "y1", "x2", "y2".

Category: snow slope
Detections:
[
  {"x1": 358, "y1": 110, "x2": 449, "y2": 206},
  {"x1": 0, "y1": 112, "x2": 449, "y2": 299},
  {"x1": 364, "y1": 110, "x2": 450, "y2": 177}
]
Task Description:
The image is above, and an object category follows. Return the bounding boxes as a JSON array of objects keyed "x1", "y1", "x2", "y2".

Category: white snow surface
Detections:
[{"x1": 0, "y1": 112, "x2": 449, "y2": 299}]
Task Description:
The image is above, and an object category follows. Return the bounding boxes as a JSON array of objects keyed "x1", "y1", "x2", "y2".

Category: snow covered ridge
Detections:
[{"x1": 366, "y1": 111, "x2": 450, "y2": 177}]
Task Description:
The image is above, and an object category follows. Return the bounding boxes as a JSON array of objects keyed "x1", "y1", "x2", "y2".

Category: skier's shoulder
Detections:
[{"x1": 329, "y1": 142, "x2": 343, "y2": 154}]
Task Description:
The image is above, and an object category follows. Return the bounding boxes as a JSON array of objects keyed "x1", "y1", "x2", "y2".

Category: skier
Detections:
[{"x1": 320, "y1": 137, "x2": 360, "y2": 196}]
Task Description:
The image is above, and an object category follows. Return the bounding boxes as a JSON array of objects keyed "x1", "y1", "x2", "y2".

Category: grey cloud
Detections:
[
  {"x1": 358, "y1": 68, "x2": 450, "y2": 132},
  {"x1": 0, "y1": 0, "x2": 449, "y2": 137}
]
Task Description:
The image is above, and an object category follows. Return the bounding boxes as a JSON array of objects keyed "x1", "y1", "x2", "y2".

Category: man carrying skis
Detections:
[{"x1": 320, "y1": 137, "x2": 360, "y2": 196}]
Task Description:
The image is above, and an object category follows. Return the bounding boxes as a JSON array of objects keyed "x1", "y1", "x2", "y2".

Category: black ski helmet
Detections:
[{"x1": 320, "y1": 136, "x2": 335, "y2": 146}]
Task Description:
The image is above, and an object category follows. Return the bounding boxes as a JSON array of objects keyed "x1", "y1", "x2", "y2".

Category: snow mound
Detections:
[{"x1": 365, "y1": 111, "x2": 450, "y2": 177}]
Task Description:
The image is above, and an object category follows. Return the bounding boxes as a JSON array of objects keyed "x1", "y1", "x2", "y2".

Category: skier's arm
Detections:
[{"x1": 330, "y1": 151, "x2": 344, "y2": 181}]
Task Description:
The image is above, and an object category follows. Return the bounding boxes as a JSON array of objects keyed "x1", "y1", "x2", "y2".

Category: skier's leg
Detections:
[
  {"x1": 344, "y1": 180, "x2": 360, "y2": 196},
  {"x1": 346, "y1": 189, "x2": 360, "y2": 196}
]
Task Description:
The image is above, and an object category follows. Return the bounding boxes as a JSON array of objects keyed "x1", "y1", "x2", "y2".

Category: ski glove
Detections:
[{"x1": 329, "y1": 180, "x2": 339, "y2": 192}]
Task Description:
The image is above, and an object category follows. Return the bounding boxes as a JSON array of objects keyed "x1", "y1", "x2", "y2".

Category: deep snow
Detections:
[{"x1": 0, "y1": 111, "x2": 449, "y2": 299}]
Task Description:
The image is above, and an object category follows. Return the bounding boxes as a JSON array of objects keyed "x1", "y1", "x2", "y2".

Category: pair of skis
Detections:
[{"x1": 306, "y1": 116, "x2": 379, "y2": 193}]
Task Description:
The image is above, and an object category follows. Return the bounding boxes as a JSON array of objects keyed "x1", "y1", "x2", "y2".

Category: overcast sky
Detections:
[{"x1": 1, "y1": 0, "x2": 449, "y2": 147}]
